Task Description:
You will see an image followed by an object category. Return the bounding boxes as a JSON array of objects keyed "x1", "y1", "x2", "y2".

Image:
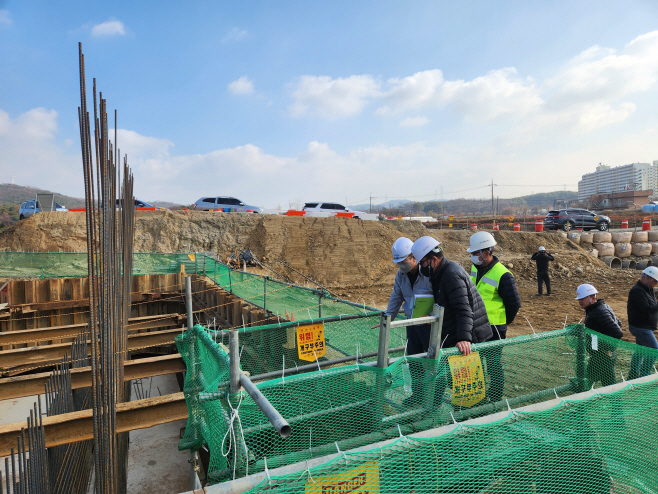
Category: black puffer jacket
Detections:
[
  {"x1": 531, "y1": 251, "x2": 554, "y2": 272},
  {"x1": 428, "y1": 257, "x2": 493, "y2": 348},
  {"x1": 627, "y1": 281, "x2": 658, "y2": 330},
  {"x1": 584, "y1": 299, "x2": 623, "y2": 339}
]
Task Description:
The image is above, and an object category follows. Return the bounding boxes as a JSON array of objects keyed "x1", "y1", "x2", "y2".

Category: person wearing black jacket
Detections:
[
  {"x1": 576, "y1": 284, "x2": 623, "y2": 387},
  {"x1": 468, "y1": 231, "x2": 521, "y2": 402},
  {"x1": 531, "y1": 246, "x2": 554, "y2": 296},
  {"x1": 627, "y1": 267, "x2": 658, "y2": 378},
  {"x1": 411, "y1": 236, "x2": 493, "y2": 409},
  {"x1": 411, "y1": 236, "x2": 493, "y2": 353}
]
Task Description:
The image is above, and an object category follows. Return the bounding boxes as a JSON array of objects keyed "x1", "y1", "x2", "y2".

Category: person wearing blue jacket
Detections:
[{"x1": 385, "y1": 237, "x2": 433, "y2": 355}]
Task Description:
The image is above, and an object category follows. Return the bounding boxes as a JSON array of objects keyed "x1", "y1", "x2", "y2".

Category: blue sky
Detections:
[{"x1": 1, "y1": 1, "x2": 658, "y2": 208}]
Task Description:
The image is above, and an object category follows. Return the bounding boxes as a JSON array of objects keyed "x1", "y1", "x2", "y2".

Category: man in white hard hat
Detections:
[
  {"x1": 467, "y1": 231, "x2": 520, "y2": 402},
  {"x1": 531, "y1": 246, "x2": 554, "y2": 296},
  {"x1": 627, "y1": 266, "x2": 658, "y2": 378},
  {"x1": 575, "y1": 284, "x2": 623, "y2": 387},
  {"x1": 411, "y1": 236, "x2": 493, "y2": 356},
  {"x1": 384, "y1": 237, "x2": 433, "y2": 355}
]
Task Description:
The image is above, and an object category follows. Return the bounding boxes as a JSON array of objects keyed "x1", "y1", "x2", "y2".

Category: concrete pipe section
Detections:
[
  {"x1": 636, "y1": 260, "x2": 651, "y2": 270},
  {"x1": 602, "y1": 256, "x2": 622, "y2": 269},
  {"x1": 622, "y1": 260, "x2": 637, "y2": 270}
]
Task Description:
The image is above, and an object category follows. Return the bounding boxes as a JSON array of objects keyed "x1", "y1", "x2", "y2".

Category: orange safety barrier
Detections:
[
  {"x1": 285, "y1": 210, "x2": 306, "y2": 217},
  {"x1": 335, "y1": 212, "x2": 355, "y2": 218},
  {"x1": 68, "y1": 208, "x2": 86, "y2": 212}
]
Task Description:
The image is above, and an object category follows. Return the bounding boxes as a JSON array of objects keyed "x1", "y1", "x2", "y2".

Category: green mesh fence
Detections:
[
  {"x1": 0, "y1": 251, "x2": 200, "y2": 278},
  {"x1": 176, "y1": 323, "x2": 658, "y2": 487},
  {"x1": 240, "y1": 377, "x2": 658, "y2": 493}
]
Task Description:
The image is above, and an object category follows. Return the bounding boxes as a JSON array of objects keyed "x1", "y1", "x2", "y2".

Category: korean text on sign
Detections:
[
  {"x1": 447, "y1": 351, "x2": 486, "y2": 407},
  {"x1": 296, "y1": 322, "x2": 326, "y2": 362},
  {"x1": 304, "y1": 461, "x2": 380, "y2": 494}
]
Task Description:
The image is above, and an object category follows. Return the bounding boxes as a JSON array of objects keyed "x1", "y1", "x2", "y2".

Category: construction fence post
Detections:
[
  {"x1": 185, "y1": 276, "x2": 193, "y2": 331},
  {"x1": 228, "y1": 267, "x2": 233, "y2": 294},
  {"x1": 573, "y1": 324, "x2": 587, "y2": 393},
  {"x1": 318, "y1": 292, "x2": 322, "y2": 319},
  {"x1": 424, "y1": 305, "x2": 444, "y2": 414},
  {"x1": 377, "y1": 314, "x2": 391, "y2": 368},
  {"x1": 229, "y1": 330, "x2": 241, "y2": 394},
  {"x1": 263, "y1": 277, "x2": 267, "y2": 313}
]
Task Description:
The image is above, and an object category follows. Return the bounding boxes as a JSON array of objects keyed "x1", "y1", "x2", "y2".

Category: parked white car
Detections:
[{"x1": 302, "y1": 202, "x2": 365, "y2": 218}]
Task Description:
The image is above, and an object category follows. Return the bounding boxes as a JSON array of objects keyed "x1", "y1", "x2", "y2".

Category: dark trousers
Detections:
[
  {"x1": 587, "y1": 350, "x2": 616, "y2": 387},
  {"x1": 406, "y1": 323, "x2": 431, "y2": 355},
  {"x1": 486, "y1": 325, "x2": 507, "y2": 402},
  {"x1": 405, "y1": 324, "x2": 431, "y2": 403},
  {"x1": 537, "y1": 270, "x2": 551, "y2": 294}
]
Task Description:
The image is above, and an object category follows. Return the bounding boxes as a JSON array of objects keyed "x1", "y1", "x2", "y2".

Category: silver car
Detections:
[
  {"x1": 19, "y1": 200, "x2": 68, "y2": 220},
  {"x1": 193, "y1": 196, "x2": 262, "y2": 213}
]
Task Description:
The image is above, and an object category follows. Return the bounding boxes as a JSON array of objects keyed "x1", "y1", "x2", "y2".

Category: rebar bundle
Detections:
[{"x1": 77, "y1": 42, "x2": 135, "y2": 494}]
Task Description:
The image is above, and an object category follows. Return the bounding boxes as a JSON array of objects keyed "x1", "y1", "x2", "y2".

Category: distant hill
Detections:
[
  {"x1": 0, "y1": 184, "x2": 86, "y2": 208},
  {"x1": 350, "y1": 199, "x2": 411, "y2": 211},
  {"x1": 375, "y1": 191, "x2": 579, "y2": 216}
]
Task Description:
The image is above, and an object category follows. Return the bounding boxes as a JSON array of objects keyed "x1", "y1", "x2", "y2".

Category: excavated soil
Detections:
[{"x1": 0, "y1": 211, "x2": 643, "y2": 340}]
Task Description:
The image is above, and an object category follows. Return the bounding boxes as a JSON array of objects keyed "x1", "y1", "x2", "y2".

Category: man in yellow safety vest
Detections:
[{"x1": 467, "y1": 231, "x2": 521, "y2": 402}]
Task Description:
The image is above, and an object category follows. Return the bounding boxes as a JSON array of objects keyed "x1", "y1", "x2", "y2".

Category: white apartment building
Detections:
[{"x1": 578, "y1": 162, "x2": 658, "y2": 200}]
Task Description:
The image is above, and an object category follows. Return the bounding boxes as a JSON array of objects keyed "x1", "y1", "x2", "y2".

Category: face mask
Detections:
[
  {"x1": 419, "y1": 263, "x2": 433, "y2": 278},
  {"x1": 398, "y1": 261, "x2": 412, "y2": 274},
  {"x1": 471, "y1": 255, "x2": 483, "y2": 266}
]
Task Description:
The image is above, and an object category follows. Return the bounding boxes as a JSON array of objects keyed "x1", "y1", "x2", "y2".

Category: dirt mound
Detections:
[
  {"x1": 0, "y1": 211, "x2": 643, "y2": 336},
  {"x1": 0, "y1": 211, "x2": 606, "y2": 286}
]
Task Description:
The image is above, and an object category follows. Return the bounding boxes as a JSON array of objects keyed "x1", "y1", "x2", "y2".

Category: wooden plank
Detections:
[
  {"x1": 0, "y1": 328, "x2": 182, "y2": 374},
  {"x1": 0, "y1": 354, "x2": 186, "y2": 401},
  {"x1": 0, "y1": 314, "x2": 184, "y2": 347},
  {"x1": 0, "y1": 392, "x2": 188, "y2": 456}
]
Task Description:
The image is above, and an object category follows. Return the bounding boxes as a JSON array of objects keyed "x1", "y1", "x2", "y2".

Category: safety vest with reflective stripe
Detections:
[{"x1": 470, "y1": 262, "x2": 512, "y2": 326}]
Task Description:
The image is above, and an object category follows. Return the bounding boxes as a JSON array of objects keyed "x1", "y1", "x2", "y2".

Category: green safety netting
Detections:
[
  {"x1": 241, "y1": 377, "x2": 658, "y2": 493},
  {"x1": 0, "y1": 252, "x2": 373, "y2": 322},
  {"x1": 0, "y1": 251, "x2": 200, "y2": 278},
  {"x1": 176, "y1": 323, "x2": 658, "y2": 488}
]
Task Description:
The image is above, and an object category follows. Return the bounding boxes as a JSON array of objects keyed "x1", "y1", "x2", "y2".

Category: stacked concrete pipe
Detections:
[
  {"x1": 602, "y1": 256, "x2": 622, "y2": 269},
  {"x1": 637, "y1": 260, "x2": 651, "y2": 270},
  {"x1": 621, "y1": 260, "x2": 637, "y2": 270}
]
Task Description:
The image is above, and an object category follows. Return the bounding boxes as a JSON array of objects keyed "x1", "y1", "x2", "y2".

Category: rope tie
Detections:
[{"x1": 221, "y1": 392, "x2": 246, "y2": 480}]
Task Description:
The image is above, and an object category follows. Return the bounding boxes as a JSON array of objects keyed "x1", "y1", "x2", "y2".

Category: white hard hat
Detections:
[
  {"x1": 575, "y1": 284, "x2": 598, "y2": 300},
  {"x1": 467, "y1": 231, "x2": 497, "y2": 253},
  {"x1": 391, "y1": 237, "x2": 413, "y2": 263},
  {"x1": 411, "y1": 236, "x2": 441, "y2": 262},
  {"x1": 643, "y1": 266, "x2": 658, "y2": 281},
  {"x1": 538, "y1": 246, "x2": 546, "y2": 251}
]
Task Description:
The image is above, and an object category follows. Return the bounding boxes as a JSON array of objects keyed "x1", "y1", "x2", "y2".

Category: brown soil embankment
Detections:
[{"x1": 0, "y1": 211, "x2": 641, "y2": 336}]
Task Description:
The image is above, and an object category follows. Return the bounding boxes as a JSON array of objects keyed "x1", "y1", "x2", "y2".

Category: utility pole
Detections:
[
  {"x1": 370, "y1": 193, "x2": 372, "y2": 213},
  {"x1": 491, "y1": 179, "x2": 494, "y2": 217}
]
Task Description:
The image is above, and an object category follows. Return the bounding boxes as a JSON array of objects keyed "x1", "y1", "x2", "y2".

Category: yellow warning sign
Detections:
[
  {"x1": 448, "y1": 351, "x2": 485, "y2": 407},
  {"x1": 187, "y1": 254, "x2": 196, "y2": 261},
  {"x1": 296, "y1": 322, "x2": 326, "y2": 362},
  {"x1": 508, "y1": 216, "x2": 514, "y2": 222},
  {"x1": 448, "y1": 215, "x2": 454, "y2": 221},
  {"x1": 448, "y1": 223, "x2": 453, "y2": 228},
  {"x1": 305, "y1": 461, "x2": 380, "y2": 494}
]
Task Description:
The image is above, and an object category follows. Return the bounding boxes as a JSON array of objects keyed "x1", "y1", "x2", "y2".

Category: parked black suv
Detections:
[{"x1": 544, "y1": 209, "x2": 611, "y2": 231}]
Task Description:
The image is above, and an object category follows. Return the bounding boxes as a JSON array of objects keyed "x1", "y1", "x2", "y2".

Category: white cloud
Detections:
[
  {"x1": 398, "y1": 116, "x2": 430, "y2": 127},
  {"x1": 222, "y1": 27, "x2": 248, "y2": 43},
  {"x1": 0, "y1": 10, "x2": 12, "y2": 27},
  {"x1": 289, "y1": 75, "x2": 381, "y2": 118},
  {"x1": 227, "y1": 76, "x2": 255, "y2": 96},
  {"x1": 0, "y1": 108, "x2": 82, "y2": 196},
  {"x1": 91, "y1": 19, "x2": 126, "y2": 37}
]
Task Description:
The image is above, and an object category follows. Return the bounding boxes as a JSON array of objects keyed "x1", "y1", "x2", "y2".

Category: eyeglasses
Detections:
[{"x1": 419, "y1": 257, "x2": 432, "y2": 267}]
